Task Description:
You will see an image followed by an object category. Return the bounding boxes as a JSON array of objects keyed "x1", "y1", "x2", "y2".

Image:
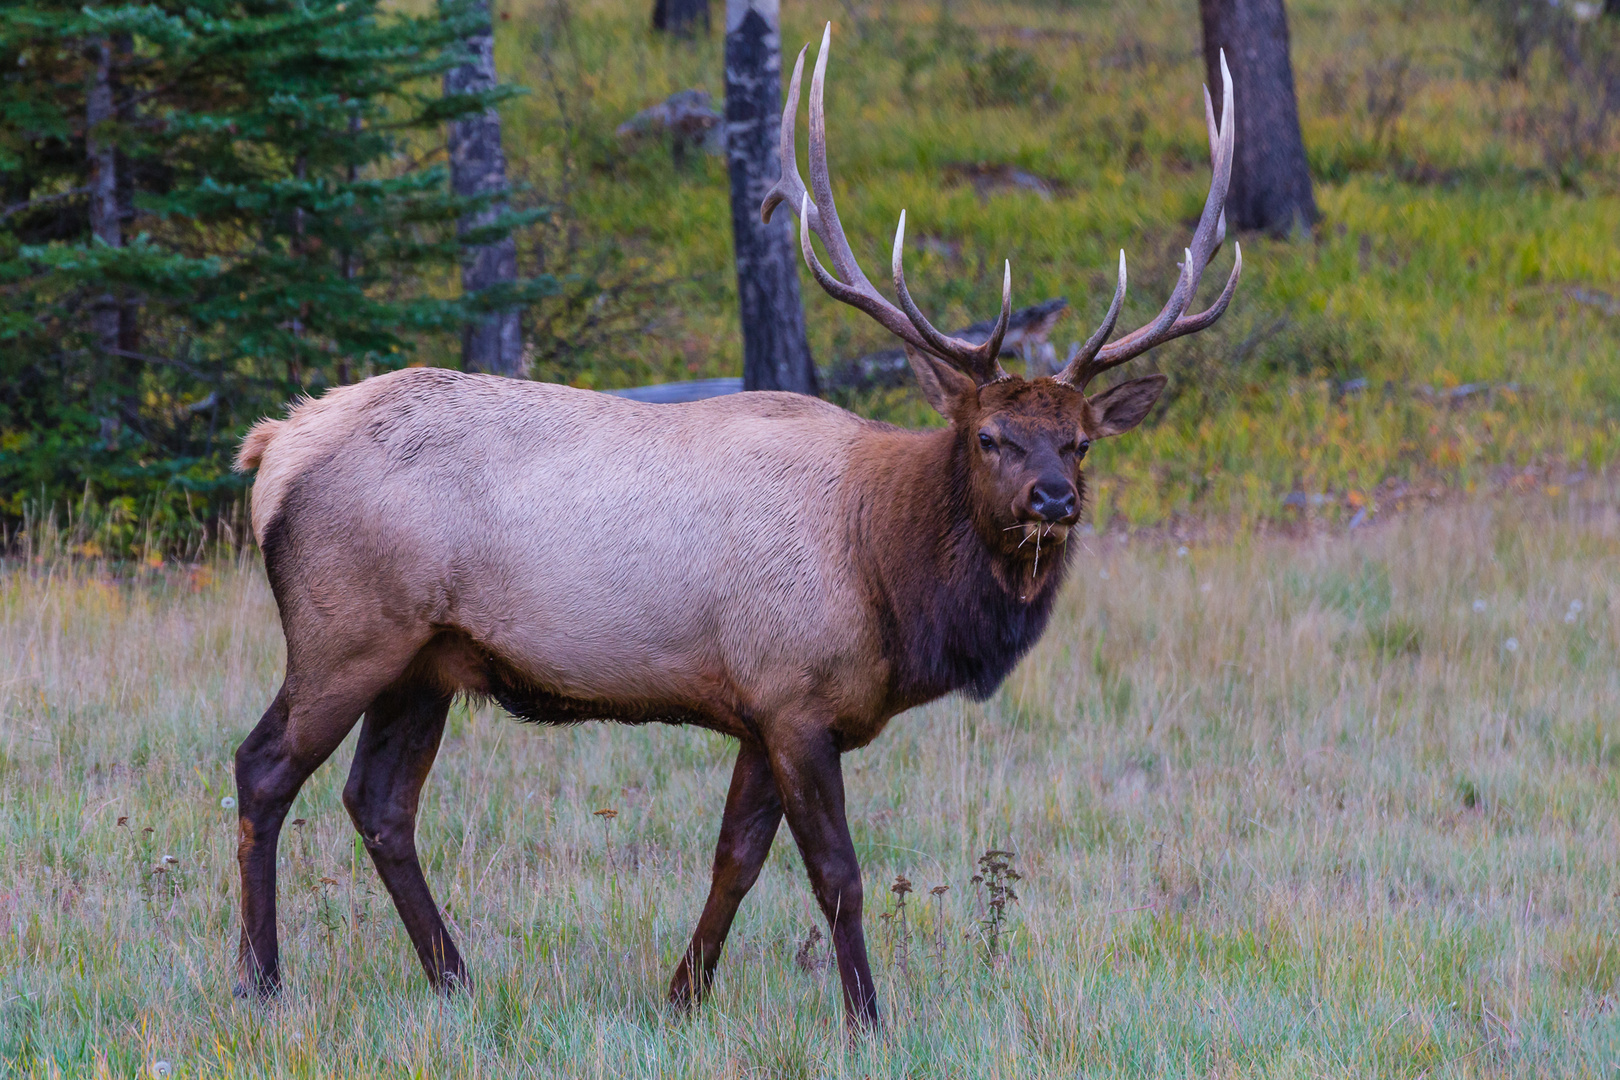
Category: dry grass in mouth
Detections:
[{"x1": 4, "y1": 485, "x2": 1620, "y2": 1076}]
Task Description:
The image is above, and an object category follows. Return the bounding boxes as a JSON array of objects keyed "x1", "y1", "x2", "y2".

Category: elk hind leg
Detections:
[
  {"x1": 342, "y1": 681, "x2": 466, "y2": 991},
  {"x1": 235, "y1": 677, "x2": 380, "y2": 998}
]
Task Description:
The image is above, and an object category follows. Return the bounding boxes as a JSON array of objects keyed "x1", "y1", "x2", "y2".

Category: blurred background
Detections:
[{"x1": 3, "y1": 0, "x2": 1617, "y2": 552}]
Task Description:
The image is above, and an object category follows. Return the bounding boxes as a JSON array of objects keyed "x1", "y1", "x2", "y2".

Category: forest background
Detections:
[{"x1": 1, "y1": 0, "x2": 1617, "y2": 549}]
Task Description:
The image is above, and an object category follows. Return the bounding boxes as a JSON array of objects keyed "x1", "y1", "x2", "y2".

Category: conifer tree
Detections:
[{"x1": 0, "y1": 0, "x2": 550, "y2": 544}]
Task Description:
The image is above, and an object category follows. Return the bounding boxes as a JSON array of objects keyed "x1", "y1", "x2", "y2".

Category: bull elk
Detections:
[{"x1": 230, "y1": 26, "x2": 1240, "y2": 1029}]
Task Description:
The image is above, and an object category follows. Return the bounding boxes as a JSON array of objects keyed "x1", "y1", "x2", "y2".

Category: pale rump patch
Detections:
[{"x1": 234, "y1": 382, "x2": 383, "y2": 545}]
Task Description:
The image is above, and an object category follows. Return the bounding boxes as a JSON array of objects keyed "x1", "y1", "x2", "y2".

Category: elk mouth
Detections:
[{"x1": 1005, "y1": 519, "x2": 1072, "y2": 571}]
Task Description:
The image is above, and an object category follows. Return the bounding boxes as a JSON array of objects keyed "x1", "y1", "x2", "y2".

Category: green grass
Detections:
[
  {"x1": 6, "y1": 490, "x2": 1620, "y2": 1076},
  {"x1": 491, "y1": 0, "x2": 1620, "y2": 528}
]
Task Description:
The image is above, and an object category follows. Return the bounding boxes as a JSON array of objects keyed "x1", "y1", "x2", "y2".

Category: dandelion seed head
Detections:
[
  {"x1": 1098, "y1": 569, "x2": 1109, "y2": 580},
  {"x1": 1504, "y1": 637, "x2": 1519, "y2": 653},
  {"x1": 1472, "y1": 599, "x2": 1487, "y2": 613},
  {"x1": 1200, "y1": 582, "x2": 1213, "y2": 594},
  {"x1": 1176, "y1": 546, "x2": 1189, "y2": 558},
  {"x1": 1565, "y1": 611, "x2": 1577, "y2": 624},
  {"x1": 1569, "y1": 599, "x2": 1584, "y2": 614},
  {"x1": 220, "y1": 796, "x2": 236, "y2": 810},
  {"x1": 150, "y1": 1061, "x2": 172, "y2": 1078}
]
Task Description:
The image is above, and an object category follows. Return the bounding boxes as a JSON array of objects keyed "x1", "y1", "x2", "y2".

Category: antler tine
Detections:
[
  {"x1": 761, "y1": 44, "x2": 812, "y2": 229},
  {"x1": 768, "y1": 29, "x2": 933, "y2": 353},
  {"x1": 765, "y1": 23, "x2": 1015, "y2": 385},
  {"x1": 1080, "y1": 49, "x2": 1237, "y2": 379},
  {"x1": 1053, "y1": 250, "x2": 1126, "y2": 386},
  {"x1": 1203, "y1": 83, "x2": 1227, "y2": 260},
  {"x1": 1058, "y1": 49, "x2": 1240, "y2": 390},
  {"x1": 891, "y1": 211, "x2": 1012, "y2": 382},
  {"x1": 805, "y1": 23, "x2": 881, "y2": 297}
]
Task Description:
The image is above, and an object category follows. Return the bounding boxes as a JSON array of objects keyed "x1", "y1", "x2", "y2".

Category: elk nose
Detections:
[{"x1": 1028, "y1": 481, "x2": 1076, "y2": 522}]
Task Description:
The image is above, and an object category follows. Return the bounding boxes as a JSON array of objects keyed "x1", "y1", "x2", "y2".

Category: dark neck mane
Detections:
[{"x1": 850, "y1": 425, "x2": 1072, "y2": 709}]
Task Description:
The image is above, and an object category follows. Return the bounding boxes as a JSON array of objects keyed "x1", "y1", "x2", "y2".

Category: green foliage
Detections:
[{"x1": 0, "y1": 0, "x2": 552, "y2": 549}]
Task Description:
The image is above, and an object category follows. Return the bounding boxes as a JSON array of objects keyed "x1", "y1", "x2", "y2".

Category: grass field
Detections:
[{"x1": 6, "y1": 490, "x2": 1620, "y2": 1077}]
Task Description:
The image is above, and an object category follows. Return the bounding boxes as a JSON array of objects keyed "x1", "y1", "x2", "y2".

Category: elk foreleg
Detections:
[
  {"x1": 769, "y1": 729, "x2": 880, "y2": 1030},
  {"x1": 669, "y1": 739, "x2": 783, "y2": 1008},
  {"x1": 341, "y1": 683, "x2": 466, "y2": 991}
]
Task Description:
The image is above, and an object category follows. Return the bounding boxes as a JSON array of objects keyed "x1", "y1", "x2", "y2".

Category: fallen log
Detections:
[{"x1": 608, "y1": 297, "x2": 1070, "y2": 403}]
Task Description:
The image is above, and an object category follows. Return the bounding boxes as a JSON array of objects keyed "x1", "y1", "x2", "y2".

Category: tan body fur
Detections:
[{"x1": 244, "y1": 366, "x2": 938, "y2": 753}]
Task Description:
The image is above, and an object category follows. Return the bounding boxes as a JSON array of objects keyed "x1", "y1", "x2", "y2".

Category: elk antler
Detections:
[
  {"x1": 1054, "y1": 50, "x2": 1243, "y2": 391},
  {"x1": 762, "y1": 24, "x2": 1013, "y2": 385}
]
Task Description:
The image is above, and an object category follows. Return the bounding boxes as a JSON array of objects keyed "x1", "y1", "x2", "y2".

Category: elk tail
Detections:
[{"x1": 234, "y1": 419, "x2": 285, "y2": 473}]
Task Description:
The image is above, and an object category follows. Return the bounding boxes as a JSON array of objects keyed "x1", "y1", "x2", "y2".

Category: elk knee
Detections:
[
  {"x1": 813, "y1": 865, "x2": 863, "y2": 926},
  {"x1": 343, "y1": 786, "x2": 415, "y2": 862}
]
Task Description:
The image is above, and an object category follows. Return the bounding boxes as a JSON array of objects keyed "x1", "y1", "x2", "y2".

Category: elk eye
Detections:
[
  {"x1": 978, "y1": 432, "x2": 996, "y2": 451},
  {"x1": 1078, "y1": 439, "x2": 1091, "y2": 456}
]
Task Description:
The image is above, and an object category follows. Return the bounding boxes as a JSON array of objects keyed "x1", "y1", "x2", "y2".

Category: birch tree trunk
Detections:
[
  {"x1": 1199, "y1": 0, "x2": 1319, "y2": 235},
  {"x1": 445, "y1": 0, "x2": 523, "y2": 376},
  {"x1": 726, "y1": 0, "x2": 816, "y2": 394}
]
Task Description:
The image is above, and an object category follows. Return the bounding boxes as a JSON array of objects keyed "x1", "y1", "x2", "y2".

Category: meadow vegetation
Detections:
[
  {"x1": 501, "y1": 0, "x2": 1620, "y2": 529},
  {"x1": 5, "y1": 489, "x2": 1620, "y2": 1076}
]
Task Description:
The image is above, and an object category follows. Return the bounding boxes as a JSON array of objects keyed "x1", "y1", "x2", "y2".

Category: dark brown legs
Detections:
[
  {"x1": 768, "y1": 732, "x2": 880, "y2": 1029},
  {"x1": 341, "y1": 683, "x2": 465, "y2": 990},
  {"x1": 233, "y1": 683, "x2": 367, "y2": 997},
  {"x1": 234, "y1": 669, "x2": 461, "y2": 1000},
  {"x1": 670, "y1": 731, "x2": 879, "y2": 1031},
  {"x1": 241, "y1": 678, "x2": 872, "y2": 1026},
  {"x1": 668, "y1": 740, "x2": 783, "y2": 1007}
]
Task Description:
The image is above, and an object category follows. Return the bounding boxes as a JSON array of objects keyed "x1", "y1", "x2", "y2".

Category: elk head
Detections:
[{"x1": 763, "y1": 25, "x2": 1242, "y2": 577}]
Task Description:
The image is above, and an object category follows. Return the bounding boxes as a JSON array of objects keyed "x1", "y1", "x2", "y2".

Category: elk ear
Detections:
[
  {"x1": 1087, "y1": 374, "x2": 1167, "y2": 437},
  {"x1": 904, "y1": 344, "x2": 977, "y2": 416}
]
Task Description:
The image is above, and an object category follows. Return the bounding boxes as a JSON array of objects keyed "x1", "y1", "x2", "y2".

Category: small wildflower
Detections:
[
  {"x1": 1570, "y1": 599, "x2": 1584, "y2": 614},
  {"x1": 1472, "y1": 598, "x2": 1487, "y2": 613},
  {"x1": 162, "y1": 854, "x2": 178, "y2": 865},
  {"x1": 117, "y1": 816, "x2": 129, "y2": 827},
  {"x1": 150, "y1": 1061, "x2": 172, "y2": 1078},
  {"x1": 220, "y1": 796, "x2": 236, "y2": 810},
  {"x1": 593, "y1": 808, "x2": 618, "y2": 820},
  {"x1": 1505, "y1": 637, "x2": 1519, "y2": 653},
  {"x1": 1176, "y1": 546, "x2": 1189, "y2": 558},
  {"x1": 291, "y1": 818, "x2": 306, "y2": 827}
]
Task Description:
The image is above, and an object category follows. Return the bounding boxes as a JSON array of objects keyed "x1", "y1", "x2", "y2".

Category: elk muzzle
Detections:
[{"x1": 1026, "y1": 478, "x2": 1077, "y2": 523}]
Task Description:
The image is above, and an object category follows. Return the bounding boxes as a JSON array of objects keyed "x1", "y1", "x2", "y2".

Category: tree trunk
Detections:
[
  {"x1": 87, "y1": 37, "x2": 120, "y2": 356},
  {"x1": 113, "y1": 31, "x2": 140, "y2": 359},
  {"x1": 653, "y1": 0, "x2": 710, "y2": 36},
  {"x1": 1199, "y1": 0, "x2": 1318, "y2": 235},
  {"x1": 725, "y1": 0, "x2": 817, "y2": 395},
  {"x1": 445, "y1": 0, "x2": 522, "y2": 377}
]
